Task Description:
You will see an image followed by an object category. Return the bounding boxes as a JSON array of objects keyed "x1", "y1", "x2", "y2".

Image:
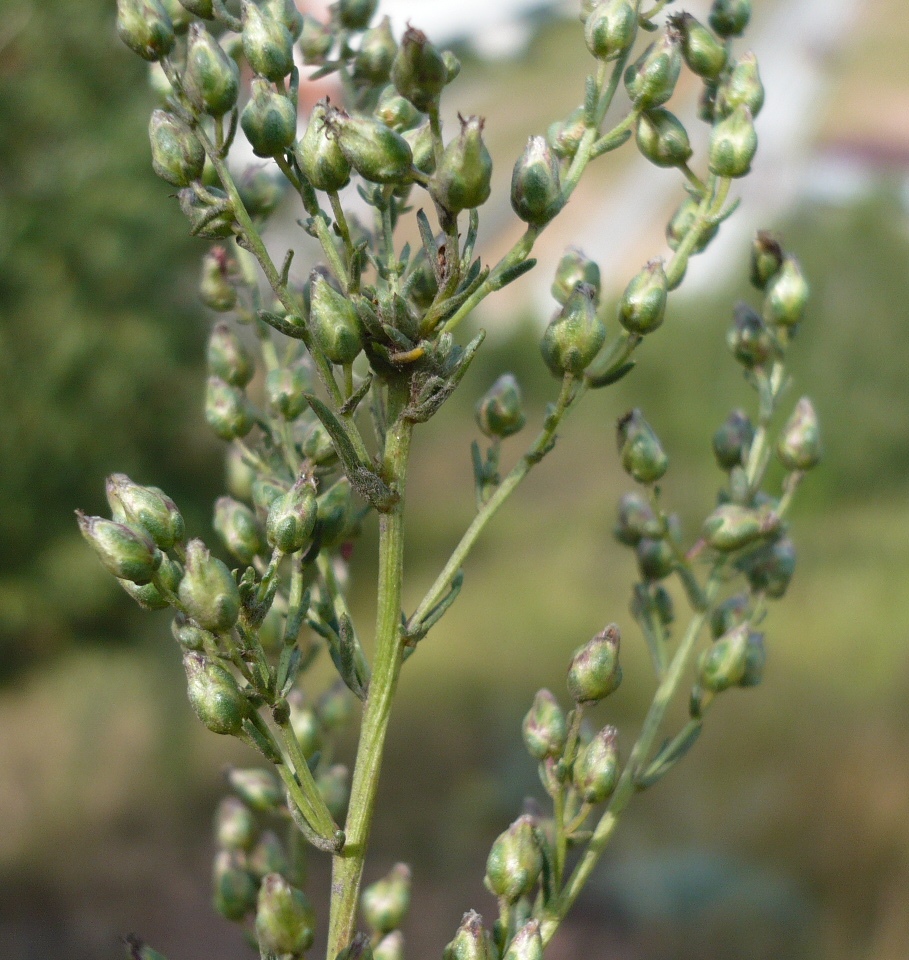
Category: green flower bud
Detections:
[
  {"x1": 227, "y1": 767, "x2": 284, "y2": 811},
  {"x1": 503, "y1": 922, "x2": 543, "y2": 960},
  {"x1": 172, "y1": 612, "x2": 207, "y2": 650},
  {"x1": 391, "y1": 26, "x2": 447, "y2": 111},
  {"x1": 444, "y1": 912, "x2": 495, "y2": 960},
  {"x1": 522, "y1": 689, "x2": 567, "y2": 760},
  {"x1": 77, "y1": 511, "x2": 161, "y2": 584},
  {"x1": 148, "y1": 110, "x2": 204, "y2": 187},
  {"x1": 119, "y1": 554, "x2": 181, "y2": 609},
  {"x1": 117, "y1": 0, "x2": 175, "y2": 61},
  {"x1": 624, "y1": 35, "x2": 682, "y2": 109},
  {"x1": 336, "y1": 0, "x2": 378, "y2": 30},
  {"x1": 179, "y1": 538, "x2": 241, "y2": 632},
  {"x1": 443, "y1": 50, "x2": 461, "y2": 82},
  {"x1": 336, "y1": 935, "x2": 374, "y2": 960},
  {"x1": 333, "y1": 110, "x2": 414, "y2": 184},
  {"x1": 708, "y1": 0, "x2": 751, "y2": 38},
  {"x1": 749, "y1": 230, "x2": 784, "y2": 290},
  {"x1": 299, "y1": 14, "x2": 334, "y2": 63},
  {"x1": 242, "y1": 0, "x2": 294, "y2": 80},
  {"x1": 309, "y1": 271, "x2": 363, "y2": 364},
  {"x1": 712, "y1": 409, "x2": 754, "y2": 470},
  {"x1": 256, "y1": 873, "x2": 316, "y2": 956},
  {"x1": 178, "y1": 0, "x2": 213, "y2": 18},
  {"x1": 540, "y1": 283, "x2": 606, "y2": 377},
  {"x1": 666, "y1": 194, "x2": 718, "y2": 253},
  {"x1": 226, "y1": 446, "x2": 256, "y2": 502},
  {"x1": 403, "y1": 121, "x2": 435, "y2": 175},
  {"x1": 636, "y1": 536, "x2": 674, "y2": 581},
  {"x1": 618, "y1": 259, "x2": 668, "y2": 334},
  {"x1": 260, "y1": 0, "x2": 304, "y2": 40},
  {"x1": 159, "y1": 0, "x2": 192, "y2": 33},
  {"x1": 703, "y1": 504, "x2": 777, "y2": 552},
  {"x1": 739, "y1": 631, "x2": 766, "y2": 687},
  {"x1": 184, "y1": 652, "x2": 248, "y2": 734},
  {"x1": 431, "y1": 115, "x2": 493, "y2": 214},
  {"x1": 205, "y1": 376, "x2": 253, "y2": 440},
  {"x1": 248, "y1": 829, "x2": 289, "y2": 879},
  {"x1": 200, "y1": 247, "x2": 237, "y2": 312},
  {"x1": 265, "y1": 366, "x2": 310, "y2": 420},
  {"x1": 698, "y1": 622, "x2": 750, "y2": 692},
  {"x1": 288, "y1": 691, "x2": 324, "y2": 757},
  {"x1": 253, "y1": 477, "x2": 289, "y2": 514},
  {"x1": 710, "y1": 592, "x2": 749, "y2": 639},
  {"x1": 362, "y1": 863, "x2": 412, "y2": 934},
  {"x1": 267, "y1": 475, "x2": 318, "y2": 553},
  {"x1": 374, "y1": 932, "x2": 405, "y2": 960},
  {"x1": 738, "y1": 537, "x2": 796, "y2": 598},
  {"x1": 314, "y1": 479, "x2": 352, "y2": 547},
  {"x1": 354, "y1": 17, "x2": 397, "y2": 86},
  {"x1": 716, "y1": 53, "x2": 764, "y2": 118},
  {"x1": 511, "y1": 136, "x2": 562, "y2": 227},
  {"x1": 485, "y1": 816, "x2": 543, "y2": 903},
  {"x1": 614, "y1": 491, "x2": 661, "y2": 545},
  {"x1": 375, "y1": 86, "x2": 423, "y2": 131},
  {"x1": 106, "y1": 474, "x2": 185, "y2": 551},
  {"x1": 670, "y1": 12, "x2": 726, "y2": 79},
  {"x1": 636, "y1": 108, "x2": 692, "y2": 168},
  {"x1": 567, "y1": 624, "x2": 622, "y2": 703},
  {"x1": 617, "y1": 409, "x2": 669, "y2": 484},
  {"x1": 727, "y1": 302, "x2": 775, "y2": 368},
  {"x1": 547, "y1": 106, "x2": 586, "y2": 161},
  {"x1": 765, "y1": 256, "x2": 809, "y2": 328},
  {"x1": 552, "y1": 248, "x2": 600, "y2": 306},
  {"x1": 215, "y1": 795, "x2": 257, "y2": 851},
  {"x1": 476, "y1": 374, "x2": 526, "y2": 439},
  {"x1": 708, "y1": 105, "x2": 757, "y2": 179},
  {"x1": 185, "y1": 24, "x2": 240, "y2": 117},
  {"x1": 585, "y1": 0, "x2": 637, "y2": 61},
  {"x1": 241, "y1": 79, "x2": 297, "y2": 158},
  {"x1": 777, "y1": 397, "x2": 821, "y2": 471},
  {"x1": 213, "y1": 850, "x2": 258, "y2": 921},
  {"x1": 207, "y1": 322, "x2": 254, "y2": 387},
  {"x1": 573, "y1": 725, "x2": 620, "y2": 803},
  {"x1": 237, "y1": 165, "x2": 288, "y2": 219},
  {"x1": 214, "y1": 496, "x2": 263, "y2": 565},
  {"x1": 316, "y1": 764, "x2": 350, "y2": 820},
  {"x1": 296, "y1": 101, "x2": 352, "y2": 192},
  {"x1": 179, "y1": 186, "x2": 235, "y2": 238}
]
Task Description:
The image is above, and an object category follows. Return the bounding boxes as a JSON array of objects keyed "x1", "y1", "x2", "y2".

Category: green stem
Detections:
[{"x1": 275, "y1": 719, "x2": 339, "y2": 839}]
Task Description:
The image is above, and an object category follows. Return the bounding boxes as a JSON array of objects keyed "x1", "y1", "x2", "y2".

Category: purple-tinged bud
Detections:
[
  {"x1": 106, "y1": 474, "x2": 185, "y2": 550},
  {"x1": 248, "y1": 829, "x2": 289, "y2": 879},
  {"x1": 708, "y1": 105, "x2": 757, "y2": 178},
  {"x1": 636, "y1": 536, "x2": 674, "y2": 581},
  {"x1": 391, "y1": 27, "x2": 448, "y2": 111},
  {"x1": 485, "y1": 817, "x2": 543, "y2": 903},
  {"x1": 265, "y1": 366, "x2": 310, "y2": 420},
  {"x1": 716, "y1": 53, "x2": 764, "y2": 118},
  {"x1": 503, "y1": 922, "x2": 543, "y2": 960},
  {"x1": 316, "y1": 764, "x2": 350, "y2": 820},
  {"x1": 149, "y1": 110, "x2": 204, "y2": 187},
  {"x1": 727, "y1": 302, "x2": 775, "y2": 368},
  {"x1": 213, "y1": 850, "x2": 257, "y2": 921},
  {"x1": 77, "y1": 511, "x2": 161, "y2": 584},
  {"x1": 476, "y1": 374, "x2": 526, "y2": 439},
  {"x1": 179, "y1": 0, "x2": 213, "y2": 17},
  {"x1": 375, "y1": 86, "x2": 423, "y2": 131},
  {"x1": 712, "y1": 410, "x2": 754, "y2": 470},
  {"x1": 207, "y1": 323, "x2": 254, "y2": 387},
  {"x1": 214, "y1": 496, "x2": 263, "y2": 565},
  {"x1": 585, "y1": 0, "x2": 637, "y2": 61},
  {"x1": 179, "y1": 538, "x2": 241, "y2": 632},
  {"x1": 540, "y1": 283, "x2": 606, "y2": 377},
  {"x1": 698, "y1": 622, "x2": 749, "y2": 691},
  {"x1": 333, "y1": 111, "x2": 414, "y2": 184},
  {"x1": 511, "y1": 136, "x2": 562, "y2": 227},
  {"x1": 444, "y1": 912, "x2": 495, "y2": 960},
  {"x1": 354, "y1": 17, "x2": 397, "y2": 86},
  {"x1": 573, "y1": 725, "x2": 620, "y2": 803},
  {"x1": 296, "y1": 101, "x2": 352, "y2": 192},
  {"x1": 215, "y1": 796, "x2": 257, "y2": 851},
  {"x1": 670, "y1": 12, "x2": 727, "y2": 79},
  {"x1": 431, "y1": 115, "x2": 493, "y2": 214},
  {"x1": 241, "y1": 79, "x2": 297, "y2": 158},
  {"x1": 568, "y1": 624, "x2": 622, "y2": 703},
  {"x1": 267, "y1": 475, "x2": 318, "y2": 553},
  {"x1": 624, "y1": 35, "x2": 682, "y2": 109},
  {"x1": 739, "y1": 537, "x2": 796, "y2": 599},
  {"x1": 261, "y1": 0, "x2": 304, "y2": 40},
  {"x1": 618, "y1": 259, "x2": 668, "y2": 335},
  {"x1": 666, "y1": 194, "x2": 718, "y2": 252},
  {"x1": 119, "y1": 554, "x2": 180, "y2": 609},
  {"x1": 709, "y1": 0, "x2": 751, "y2": 38},
  {"x1": 184, "y1": 652, "x2": 248, "y2": 734},
  {"x1": 205, "y1": 376, "x2": 253, "y2": 440},
  {"x1": 242, "y1": 0, "x2": 294, "y2": 80},
  {"x1": 749, "y1": 230, "x2": 784, "y2": 290},
  {"x1": 374, "y1": 932, "x2": 404, "y2": 960},
  {"x1": 617, "y1": 410, "x2": 669, "y2": 485},
  {"x1": 298, "y1": 14, "x2": 333, "y2": 63},
  {"x1": 200, "y1": 247, "x2": 237, "y2": 312},
  {"x1": 614, "y1": 491, "x2": 661, "y2": 545},
  {"x1": 522, "y1": 689, "x2": 567, "y2": 760},
  {"x1": 764, "y1": 256, "x2": 809, "y2": 328},
  {"x1": 117, "y1": 0, "x2": 175, "y2": 61},
  {"x1": 703, "y1": 504, "x2": 777, "y2": 552},
  {"x1": 227, "y1": 767, "x2": 283, "y2": 811},
  {"x1": 255, "y1": 874, "x2": 316, "y2": 956},
  {"x1": 185, "y1": 24, "x2": 240, "y2": 117},
  {"x1": 309, "y1": 271, "x2": 363, "y2": 364},
  {"x1": 336, "y1": 0, "x2": 378, "y2": 31},
  {"x1": 636, "y1": 108, "x2": 692, "y2": 168},
  {"x1": 777, "y1": 397, "x2": 821, "y2": 471},
  {"x1": 362, "y1": 863, "x2": 412, "y2": 934},
  {"x1": 552, "y1": 248, "x2": 600, "y2": 306}
]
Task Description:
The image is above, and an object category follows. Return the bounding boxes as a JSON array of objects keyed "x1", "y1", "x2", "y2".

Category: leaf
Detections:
[
  {"x1": 490, "y1": 258, "x2": 537, "y2": 292},
  {"x1": 585, "y1": 360, "x2": 636, "y2": 389}
]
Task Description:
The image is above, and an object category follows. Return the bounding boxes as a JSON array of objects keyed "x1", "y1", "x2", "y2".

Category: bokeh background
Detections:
[{"x1": 2, "y1": 0, "x2": 909, "y2": 958}]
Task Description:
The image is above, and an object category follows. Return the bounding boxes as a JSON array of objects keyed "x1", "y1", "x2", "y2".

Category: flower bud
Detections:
[
  {"x1": 226, "y1": 447, "x2": 256, "y2": 502},
  {"x1": 238, "y1": 165, "x2": 287, "y2": 219},
  {"x1": 316, "y1": 764, "x2": 350, "y2": 820},
  {"x1": 712, "y1": 410, "x2": 754, "y2": 470},
  {"x1": 444, "y1": 912, "x2": 495, "y2": 960},
  {"x1": 738, "y1": 631, "x2": 766, "y2": 687},
  {"x1": 159, "y1": 0, "x2": 194, "y2": 29},
  {"x1": 511, "y1": 136, "x2": 562, "y2": 227},
  {"x1": 431, "y1": 115, "x2": 493, "y2": 214},
  {"x1": 205, "y1": 376, "x2": 253, "y2": 440},
  {"x1": 333, "y1": 111, "x2": 414, "y2": 184},
  {"x1": 617, "y1": 410, "x2": 668, "y2": 485},
  {"x1": 710, "y1": 593, "x2": 749, "y2": 639},
  {"x1": 403, "y1": 121, "x2": 435, "y2": 175},
  {"x1": 207, "y1": 323, "x2": 254, "y2": 387},
  {"x1": 522, "y1": 689, "x2": 567, "y2": 760},
  {"x1": 375, "y1": 86, "x2": 423, "y2": 131},
  {"x1": 213, "y1": 850, "x2": 257, "y2": 921},
  {"x1": 362, "y1": 863, "x2": 412, "y2": 934},
  {"x1": 573, "y1": 725, "x2": 620, "y2": 803},
  {"x1": 260, "y1": 0, "x2": 304, "y2": 40},
  {"x1": 179, "y1": 186, "x2": 235, "y2": 238},
  {"x1": 267, "y1": 475, "x2": 318, "y2": 553},
  {"x1": 227, "y1": 767, "x2": 283, "y2": 811},
  {"x1": 309, "y1": 271, "x2": 363, "y2": 364},
  {"x1": 200, "y1": 247, "x2": 237, "y2": 311},
  {"x1": 354, "y1": 17, "x2": 396, "y2": 86},
  {"x1": 726, "y1": 302, "x2": 775, "y2": 368},
  {"x1": 636, "y1": 536, "x2": 674, "y2": 580},
  {"x1": 777, "y1": 397, "x2": 821, "y2": 471},
  {"x1": 215, "y1": 796, "x2": 257, "y2": 851},
  {"x1": 635, "y1": 108, "x2": 692, "y2": 168},
  {"x1": 476, "y1": 374, "x2": 526, "y2": 439},
  {"x1": 739, "y1": 537, "x2": 796, "y2": 598},
  {"x1": 296, "y1": 101, "x2": 352, "y2": 192},
  {"x1": 266, "y1": 366, "x2": 310, "y2": 420},
  {"x1": 179, "y1": 0, "x2": 214, "y2": 17},
  {"x1": 248, "y1": 830, "x2": 289, "y2": 878},
  {"x1": 242, "y1": 0, "x2": 294, "y2": 80},
  {"x1": 614, "y1": 492, "x2": 661, "y2": 545},
  {"x1": 184, "y1": 652, "x2": 248, "y2": 734},
  {"x1": 443, "y1": 51, "x2": 461, "y2": 83},
  {"x1": 241, "y1": 79, "x2": 297, "y2": 158},
  {"x1": 391, "y1": 26, "x2": 448, "y2": 111},
  {"x1": 148, "y1": 110, "x2": 204, "y2": 187},
  {"x1": 540, "y1": 283, "x2": 606, "y2": 377},
  {"x1": 336, "y1": 0, "x2": 378, "y2": 30},
  {"x1": 314, "y1": 479, "x2": 352, "y2": 547},
  {"x1": 618, "y1": 259, "x2": 668, "y2": 335},
  {"x1": 547, "y1": 106, "x2": 586, "y2": 161},
  {"x1": 374, "y1": 932, "x2": 405, "y2": 960},
  {"x1": 716, "y1": 53, "x2": 764, "y2": 118},
  {"x1": 77, "y1": 512, "x2": 161, "y2": 584},
  {"x1": 749, "y1": 230, "x2": 784, "y2": 290},
  {"x1": 299, "y1": 14, "x2": 333, "y2": 63},
  {"x1": 288, "y1": 691, "x2": 324, "y2": 758},
  {"x1": 703, "y1": 504, "x2": 777, "y2": 552},
  {"x1": 670, "y1": 12, "x2": 726, "y2": 79},
  {"x1": 214, "y1": 496, "x2": 263, "y2": 565},
  {"x1": 624, "y1": 35, "x2": 682, "y2": 109},
  {"x1": 585, "y1": 0, "x2": 637, "y2": 60},
  {"x1": 120, "y1": 554, "x2": 181, "y2": 609},
  {"x1": 106, "y1": 474, "x2": 185, "y2": 551},
  {"x1": 666, "y1": 194, "x2": 718, "y2": 252},
  {"x1": 117, "y1": 0, "x2": 175, "y2": 61},
  {"x1": 485, "y1": 816, "x2": 543, "y2": 903},
  {"x1": 698, "y1": 622, "x2": 750, "y2": 692},
  {"x1": 708, "y1": 0, "x2": 751, "y2": 38},
  {"x1": 567, "y1": 624, "x2": 622, "y2": 703},
  {"x1": 503, "y1": 921, "x2": 543, "y2": 960},
  {"x1": 708, "y1": 105, "x2": 757, "y2": 179},
  {"x1": 172, "y1": 612, "x2": 207, "y2": 650},
  {"x1": 764, "y1": 256, "x2": 809, "y2": 327},
  {"x1": 256, "y1": 874, "x2": 316, "y2": 956},
  {"x1": 179, "y1": 538, "x2": 241, "y2": 632},
  {"x1": 185, "y1": 24, "x2": 240, "y2": 117},
  {"x1": 552, "y1": 248, "x2": 600, "y2": 305}
]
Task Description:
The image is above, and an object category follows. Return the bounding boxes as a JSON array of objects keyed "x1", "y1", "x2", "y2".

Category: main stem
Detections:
[{"x1": 326, "y1": 383, "x2": 413, "y2": 960}]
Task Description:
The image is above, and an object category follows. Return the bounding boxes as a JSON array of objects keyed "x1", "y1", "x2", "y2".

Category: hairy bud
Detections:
[
  {"x1": 391, "y1": 27, "x2": 448, "y2": 111},
  {"x1": 485, "y1": 816, "x2": 543, "y2": 903},
  {"x1": 716, "y1": 53, "x2": 764, "y2": 118},
  {"x1": 205, "y1": 376, "x2": 253, "y2": 440},
  {"x1": 624, "y1": 35, "x2": 682, "y2": 109},
  {"x1": 256, "y1": 874, "x2": 317, "y2": 956},
  {"x1": 777, "y1": 398, "x2": 821, "y2": 471},
  {"x1": 309, "y1": 271, "x2": 363, "y2": 364},
  {"x1": 354, "y1": 17, "x2": 397, "y2": 86},
  {"x1": 712, "y1": 410, "x2": 754, "y2": 470},
  {"x1": 573, "y1": 725, "x2": 620, "y2": 803},
  {"x1": 522, "y1": 689, "x2": 567, "y2": 760},
  {"x1": 727, "y1": 302, "x2": 775, "y2": 368},
  {"x1": 117, "y1": 0, "x2": 175, "y2": 61},
  {"x1": 431, "y1": 115, "x2": 493, "y2": 214},
  {"x1": 207, "y1": 323, "x2": 254, "y2": 387},
  {"x1": 106, "y1": 474, "x2": 184, "y2": 551},
  {"x1": 698, "y1": 622, "x2": 750, "y2": 691},
  {"x1": 299, "y1": 14, "x2": 334, "y2": 63},
  {"x1": 184, "y1": 652, "x2": 248, "y2": 734},
  {"x1": 540, "y1": 283, "x2": 606, "y2": 376},
  {"x1": 552, "y1": 248, "x2": 600, "y2": 306},
  {"x1": 241, "y1": 79, "x2": 297, "y2": 158},
  {"x1": 266, "y1": 366, "x2": 311, "y2": 420},
  {"x1": 362, "y1": 863, "x2": 412, "y2": 934},
  {"x1": 213, "y1": 850, "x2": 257, "y2": 921},
  {"x1": 241, "y1": 0, "x2": 294, "y2": 81},
  {"x1": 708, "y1": 105, "x2": 757, "y2": 179},
  {"x1": 749, "y1": 230, "x2": 784, "y2": 290},
  {"x1": 227, "y1": 767, "x2": 283, "y2": 811},
  {"x1": 214, "y1": 496, "x2": 263, "y2": 565},
  {"x1": 336, "y1": 0, "x2": 378, "y2": 30},
  {"x1": 77, "y1": 512, "x2": 161, "y2": 584},
  {"x1": 703, "y1": 504, "x2": 777, "y2": 552},
  {"x1": 584, "y1": 0, "x2": 637, "y2": 61},
  {"x1": 333, "y1": 111, "x2": 414, "y2": 184},
  {"x1": 179, "y1": 538, "x2": 241, "y2": 632},
  {"x1": 567, "y1": 624, "x2": 622, "y2": 703},
  {"x1": 671, "y1": 12, "x2": 726, "y2": 79},
  {"x1": 709, "y1": 0, "x2": 752, "y2": 38},
  {"x1": 476, "y1": 374, "x2": 526, "y2": 439},
  {"x1": 618, "y1": 259, "x2": 668, "y2": 334},
  {"x1": 511, "y1": 136, "x2": 562, "y2": 227},
  {"x1": 764, "y1": 256, "x2": 809, "y2": 327},
  {"x1": 635, "y1": 108, "x2": 692, "y2": 168},
  {"x1": 215, "y1": 796, "x2": 257, "y2": 851},
  {"x1": 297, "y1": 101, "x2": 352, "y2": 192},
  {"x1": 185, "y1": 24, "x2": 240, "y2": 117},
  {"x1": 266, "y1": 475, "x2": 318, "y2": 553},
  {"x1": 149, "y1": 110, "x2": 204, "y2": 187},
  {"x1": 617, "y1": 410, "x2": 669, "y2": 485}
]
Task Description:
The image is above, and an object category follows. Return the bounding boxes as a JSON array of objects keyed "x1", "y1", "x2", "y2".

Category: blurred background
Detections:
[{"x1": 2, "y1": 0, "x2": 909, "y2": 958}]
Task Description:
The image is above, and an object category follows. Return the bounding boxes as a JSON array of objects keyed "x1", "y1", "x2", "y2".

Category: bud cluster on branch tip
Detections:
[
  {"x1": 764, "y1": 257, "x2": 809, "y2": 327},
  {"x1": 712, "y1": 409, "x2": 754, "y2": 470},
  {"x1": 184, "y1": 24, "x2": 240, "y2": 117},
  {"x1": 584, "y1": 0, "x2": 636, "y2": 61},
  {"x1": 179, "y1": 538, "x2": 241, "y2": 631},
  {"x1": 148, "y1": 110, "x2": 204, "y2": 187},
  {"x1": 727, "y1": 302, "x2": 775, "y2": 368},
  {"x1": 485, "y1": 816, "x2": 543, "y2": 902},
  {"x1": 362, "y1": 863, "x2": 412, "y2": 934},
  {"x1": 708, "y1": 105, "x2": 757, "y2": 179},
  {"x1": 215, "y1": 496, "x2": 263, "y2": 565},
  {"x1": 227, "y1": 767, "x2": 283, "y2": 812},
  {"x1": 709, "y1": 0, "x2": 752, "y2": 38},
  {"x1": 431, "y1": 115, "x2": 493, "y2": 215},
  {"x1": 242, "y1": 0, "x2": 294, "y2": 80},
  {"x1": 552, "y1": 248, "x2": 601, "y2": 306},
  {"x1": 617, "y1": 409, "x2": 668, "y2": 484},
  {"x1": 184, "y1": 652, "x2": 248, "y2": 735},
  {"x1": 624, "y1": 34, "x2": 682, "y2": 108},
  {"x1": 213, "y1": 849, "x2": 258, "y2": 921},
  {"x1": 331, "y1": 109, "x2": 414, "y2": 184},
  {"x1": 567, "y1": 624, "x2": 622, "y2": 703},
  {"x1": 573, "y1": 725, "x2": 620, "y2": 803},
  {"x1": 614, "y1": 491, "x2": 661, "y2": 545},
  {"x1": 511, "y1": 137, "x2": 561, "y2": 227},
  {"x1": 540, "y1": 283, "x2": 605, "y2": 376},
  {"x1": 476, "y1": 374, "x2": 526, "y2": 439},
  {"x1": 106, "y1": 474, "x2": 185, "y2": 551},
  {"x1": 618, "y1": 259, "x2": 668, "y2": 334},
  {"x1": 215, "y1": 795, "x2": 257, "y2": 852},
  {"x1": 297, "y1": 101, "x2": 352, "y2": 193},
  {"x1": 256, "y1": 873, "x2": 316, "y2": 956},
  {"x1": 777, "y1": 398, "x2": 821, "y2": 471},
  {"x1": 267, "y1": 475, "x2": 318, "y2": 553},
  {"x1": 242, "y1": 79, "x2": 298, "y2": 158},
  {"x1": 117, "y1": 0, "x2": 175, "y2": 61},
  {"x1": 444, "y1": 912, "x2": 495, "y2": 960},
  {"x1": 77, "y1": 512, "x2": 161, "y2": 584},
  {"x1": 702, "y1": 503, "x2": 777, "y2": 552},
  {"x1": 522, "y1": 689, "x2": 567, "y2": 760}
]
